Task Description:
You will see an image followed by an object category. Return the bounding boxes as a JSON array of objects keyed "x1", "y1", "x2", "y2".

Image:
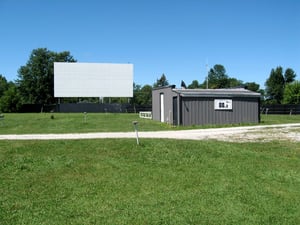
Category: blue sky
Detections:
[{"x1": 0, "y1": 0, "x2": 299, "y2": 89}]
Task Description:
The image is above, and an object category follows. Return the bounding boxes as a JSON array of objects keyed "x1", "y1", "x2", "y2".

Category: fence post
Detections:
[{"x1": 265, "y1": 108, "x2": 269, "y2": 115}]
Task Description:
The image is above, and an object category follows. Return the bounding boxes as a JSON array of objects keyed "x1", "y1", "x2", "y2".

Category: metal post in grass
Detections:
[{"x1": 132, "y1": 121, "x2": 139, "y2": 145}]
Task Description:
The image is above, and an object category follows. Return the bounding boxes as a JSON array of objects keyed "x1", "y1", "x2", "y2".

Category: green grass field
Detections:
[
  {"x1": 0, "y1": 113, "x2": 162, "y2": 134},
  {"x1": 0, "y1": 113, "x2": 299, "y2": 134},
  {"x1": 1, "y1": 139, "x2": 299, "y2": 224},
  {"x1": 0, "y1": 114, "x2": 300, "y2": 224}
]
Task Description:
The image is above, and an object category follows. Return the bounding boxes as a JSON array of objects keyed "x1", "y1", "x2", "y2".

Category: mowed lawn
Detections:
[
  {"x1": 0, "y1": 113, "x2": 166, "y2": 134},
  {"x1": 0, "y1": 114, "x2": 300, "y2": 224},
  {"x1": 0, "y1": 139, "x2": 299, "y2": 225},
  {"x1": 0, "y1": 113, "x2": 300, "y2": 134}
]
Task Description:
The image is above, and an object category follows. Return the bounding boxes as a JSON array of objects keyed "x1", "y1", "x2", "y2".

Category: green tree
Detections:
[
  {"x1": 283, "y1": 81, "x2": 300, "y2": 104},
  {"x1": 244, "y1": 82, "x2": 260, "y2": 92},
  {"x1": 187, "y1": 80, "x2": 201, "y2": 89},
  {"x1": 132, "y1": 83, "x2": 152, "y2": 105},
  {"x1": 265, "y1": 66, "x2": 295, "y2": 104},
  {"x1": 0, "y1": 74, "x2": 11, "y2": 96},
  {"x1": 284, "y1": 68, "x2": 296, "y2": 84},
  {"x1": 153, "y1": 73, "x2": 169, "y2": 88},
  {"x1": 0, "y1": 83, "x2": 22, "y2": 112},
  {"x1": 0, "y1": 74, "x2": 21, "y2": 112},
  {"x1": 17, "y1": 48, "x2": 76, "y2": 104},
  {"x1": 205, "y1": 64, "x2": 230, "y2": 88},
  {"x1": 138, "y1": 85, "x2": 152, "y2": 105},
  {"x1": 132, "y1": 82, "x2": 142, "y2": 105},
  {"x1": 265, "y1": 67, "x2": 285, "y2": 103},
  {"x1": 228, "y1": 78, "x2": 243, "y2": 88}
]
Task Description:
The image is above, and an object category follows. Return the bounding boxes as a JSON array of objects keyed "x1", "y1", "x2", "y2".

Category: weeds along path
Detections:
[{"x1": 0, "y1": 123, "x2": 300, "y2": 142}]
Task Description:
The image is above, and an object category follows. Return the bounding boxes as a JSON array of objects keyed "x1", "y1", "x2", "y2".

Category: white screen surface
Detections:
[{"x1": 54, "y1": 62, "x2": 133, "y2": 97}]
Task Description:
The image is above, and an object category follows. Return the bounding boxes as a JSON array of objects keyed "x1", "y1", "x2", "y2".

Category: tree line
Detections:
[{"x1": 0, "y1": 48, "x2": 299, "y2": 112}]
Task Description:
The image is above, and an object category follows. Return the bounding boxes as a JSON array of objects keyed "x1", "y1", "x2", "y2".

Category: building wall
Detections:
[
  {"x1": 181, "y1": 97, "x2": 260, "y2": 126},
  {"x1": 152, "y1": 86, "x2": 177, "y2": 123}
]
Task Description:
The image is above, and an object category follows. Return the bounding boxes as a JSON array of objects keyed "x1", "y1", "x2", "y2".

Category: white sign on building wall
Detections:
[{"x1": 214, "y1": 99, "x2": 232, "y2": 110}]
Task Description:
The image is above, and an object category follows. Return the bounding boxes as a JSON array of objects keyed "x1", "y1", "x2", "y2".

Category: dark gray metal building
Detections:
[{"x1": 152, "y1": 85, "x2": 261, "y2": 126}]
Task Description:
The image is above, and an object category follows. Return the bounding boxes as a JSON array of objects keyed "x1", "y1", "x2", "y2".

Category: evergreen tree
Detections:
[
  {"x1": 205, "y1": 64, "x2": 230, "y2": 88},
  {"x1": 153, "y1": 73, "x2": 169, "y2": 87},
  {"x1": 265, "y1": 66, "x2": 296, "y2": 104},
  {"x1": 284, "y1": 68, "x2": 296, "y2": 84}
]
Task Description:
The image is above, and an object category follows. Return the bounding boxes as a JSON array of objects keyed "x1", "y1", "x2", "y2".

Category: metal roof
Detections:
[{"x1": 173, "y1": 88, "x2": 261, "y2": 98}]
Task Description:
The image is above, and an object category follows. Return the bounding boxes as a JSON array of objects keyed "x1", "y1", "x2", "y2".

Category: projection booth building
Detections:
[{"x1": 152, "y1": 85, "x2": 261, "y2": 126}]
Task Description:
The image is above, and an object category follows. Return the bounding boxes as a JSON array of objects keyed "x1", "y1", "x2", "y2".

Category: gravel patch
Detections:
[{"x1": 0, "y1": 123, "x2": 299, "y2": 142}]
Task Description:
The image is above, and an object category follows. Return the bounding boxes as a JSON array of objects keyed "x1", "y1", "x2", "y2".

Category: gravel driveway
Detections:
[{"x1": 1, "y1": 123, "x2": 300, "y2": 142}]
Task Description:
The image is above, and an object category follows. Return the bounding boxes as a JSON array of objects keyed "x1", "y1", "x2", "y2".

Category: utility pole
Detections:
[{"x1": 206, "y1": 60, "x2": 209, "y2": 89}]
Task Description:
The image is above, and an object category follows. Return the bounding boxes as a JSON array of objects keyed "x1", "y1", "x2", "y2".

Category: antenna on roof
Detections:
[{"x1": 205, "y1": 59, "x2": 209, "y2": 89}]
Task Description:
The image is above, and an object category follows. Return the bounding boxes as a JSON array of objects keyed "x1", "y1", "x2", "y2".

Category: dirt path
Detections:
[{"x1": 1, "y1": 123, "x2": 300, "y2": 142}]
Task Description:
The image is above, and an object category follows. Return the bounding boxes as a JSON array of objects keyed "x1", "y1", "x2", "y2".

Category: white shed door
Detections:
[{"x1": 160, "y1": 93, "x2": 164, "y2": 122}]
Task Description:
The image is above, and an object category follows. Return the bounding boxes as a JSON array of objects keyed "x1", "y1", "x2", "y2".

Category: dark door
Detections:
[{"x1": 173, "y1": 97, "x2": 178, "y2": 125}]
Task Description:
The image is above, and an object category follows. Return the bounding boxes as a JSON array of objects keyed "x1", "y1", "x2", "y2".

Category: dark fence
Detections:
[
  {"x1": 261, "y1": 104, "x2": 300, "y2": 115},
  {"x1": 57, "y1": 103, "x2": 128, "y2": 113},
  {"x1": 19, "y1": 103, "x2": 152, "y2": 113},
  {"x1": 19, "y1": 104, "x2": 57, "y2": 113}
]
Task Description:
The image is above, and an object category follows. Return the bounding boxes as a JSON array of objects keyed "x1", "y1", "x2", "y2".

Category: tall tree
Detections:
[
  {"x1": 284, "y1": 68, "x2": 296, "y2": 84},
  {"x1": 265, "y1": 67, "x2": 285, "y2": 103},
  {"x1": 0, "y1": 74, "x2": 9, "y2": 96},
  {"x1": 17, "y1": 48, "x2": 76, "y2": 104},
  {"x1": 265, "y1": 66, "x2": 296, "y2": 104},
  {"x1": 153, "y1": 73, "x2": 169, "y2": 88},
  {"x1": 205, "y1": 64, "x2": 230, "y2": 88}
]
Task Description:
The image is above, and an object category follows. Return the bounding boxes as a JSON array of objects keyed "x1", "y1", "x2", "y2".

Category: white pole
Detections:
[{"x1": 132, "y1": 121, "x2": 139, "y2": 145}]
